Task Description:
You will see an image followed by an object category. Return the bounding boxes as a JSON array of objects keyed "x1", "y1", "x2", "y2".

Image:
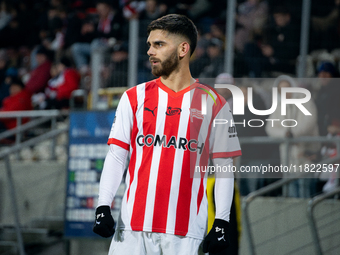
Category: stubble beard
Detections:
[{"x1": 151, "y1": 50, "x2": 179, "y2": 77}]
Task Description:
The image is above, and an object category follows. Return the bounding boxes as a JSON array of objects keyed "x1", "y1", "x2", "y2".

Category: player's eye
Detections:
[{"x1": 155, "y1": 42, "x2": 163, "y2": 48}]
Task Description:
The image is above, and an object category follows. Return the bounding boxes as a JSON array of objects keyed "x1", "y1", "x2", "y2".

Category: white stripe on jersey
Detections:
[
  {"x1": 143, "y1": 88, "x2": 168, "y2": 231},
  {"x1": 193, "y1": 90, "x2": 213, "y2": 174},
  {"x1": 123, "y1": 83, "x2": 145, "y2": 226},
  {"x1": 188, "y1": 174, "x2": 205, "y2": 235},
  {"x1": 165, "y1": 91, "x2": 191, "y2": 234}
]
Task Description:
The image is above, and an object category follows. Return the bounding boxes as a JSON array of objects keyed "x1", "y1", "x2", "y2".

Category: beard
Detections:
[{"x1": 150, "y1": 50, "x2": 179, "y2": 77}]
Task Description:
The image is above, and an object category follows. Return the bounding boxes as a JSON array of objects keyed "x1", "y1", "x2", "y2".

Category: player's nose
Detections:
[{"x1": 147, "y1": 46, "x2": 155, "y2": 56}]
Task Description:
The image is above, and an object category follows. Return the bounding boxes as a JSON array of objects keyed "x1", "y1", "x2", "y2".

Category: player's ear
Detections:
[{"x1": 178, "y1": 41, "x2": 190, "y2": 58}]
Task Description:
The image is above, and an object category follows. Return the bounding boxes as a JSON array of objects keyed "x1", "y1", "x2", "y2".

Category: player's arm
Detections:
[
  {"x1": 213, "y1": 157, "x2": 234, "y2": 222},
  {"x1": 203, "y1": 92, "x2": 239, "y2": 253},
  {"x1": 98, "y1": 144, "x2": 128, "y2": 207},
  {"x1": 93, "y1": 91, "x2": 134, "y2": 238},
  {"x1": 203, "y1": 157, "x2": 234, "y2": 253},
  {"x1": 93, "y1": 144, "x2": 128, "y2": 238}
]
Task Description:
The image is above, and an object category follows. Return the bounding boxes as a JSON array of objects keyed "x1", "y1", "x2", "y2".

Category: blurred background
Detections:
[{"x1": 0, "y1": 0, "x2": 340, "y2": 254}]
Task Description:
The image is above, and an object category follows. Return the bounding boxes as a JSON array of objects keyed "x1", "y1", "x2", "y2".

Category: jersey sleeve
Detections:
[
  {"x1": 97, "y1": 144, "x2": 128, "y2": 207},
  {"x1": 209, "y1": 101, "x2": 242, "y2": 159},
  {"x1": 107, "y1": 91, "x2": 134, "y2": 150},
  {"x1": 213, "y1": 157, "x2": 234, "y2": 221}
]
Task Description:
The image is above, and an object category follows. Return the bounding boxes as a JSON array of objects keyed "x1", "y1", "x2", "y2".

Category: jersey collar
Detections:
[{"x1": 156, "y1": 77, "x2": 199, "y2": 97}]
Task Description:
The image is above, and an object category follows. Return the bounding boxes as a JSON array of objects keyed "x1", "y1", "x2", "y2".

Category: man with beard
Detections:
[{"x1": 93, "y1": 14, "x2": 241, "y2": 255}]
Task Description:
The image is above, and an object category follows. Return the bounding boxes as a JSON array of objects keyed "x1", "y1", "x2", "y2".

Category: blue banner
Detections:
[{"x1": 64, "y1": 111, "x2": 120, "y2": 238}]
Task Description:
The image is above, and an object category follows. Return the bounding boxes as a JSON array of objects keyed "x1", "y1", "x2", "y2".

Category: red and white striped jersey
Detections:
[{"x1": 108, "y1": 78, "x2": 241, "y2": 239}]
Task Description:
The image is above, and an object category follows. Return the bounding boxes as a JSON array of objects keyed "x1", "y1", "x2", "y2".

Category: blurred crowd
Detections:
[
  {"x1": 215, "y1": 63, "x2": 340, "y2": 198},
  {"x1": 0, "y1": 0, "x2": 339, "y2": 197}
]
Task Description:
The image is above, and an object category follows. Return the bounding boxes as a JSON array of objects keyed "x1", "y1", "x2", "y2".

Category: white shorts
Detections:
[{"x1": 109, "y1": 230, "x2": 205, "y2": 255}]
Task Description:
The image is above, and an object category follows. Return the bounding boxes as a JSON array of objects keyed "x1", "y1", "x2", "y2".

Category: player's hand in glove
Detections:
[
  {"x1": 203, "y1": 219, "x2": 230, "y2": 254},
  {"x1": 93, "y1": 205, "x2": 115, "y2": 238}
]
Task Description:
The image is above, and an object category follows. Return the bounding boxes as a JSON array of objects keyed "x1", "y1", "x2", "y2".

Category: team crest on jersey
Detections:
[
  {"x1": 165, "y1": 107, "x2": 182, "y2": 116},
  {"x1": 189, "y1": 108, "x2": 204, "y2": 122}
]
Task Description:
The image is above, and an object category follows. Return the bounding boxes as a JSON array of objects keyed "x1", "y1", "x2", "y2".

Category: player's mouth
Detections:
[{"x1": 150, "y1": 58, "x2": 160, "y2": 66}]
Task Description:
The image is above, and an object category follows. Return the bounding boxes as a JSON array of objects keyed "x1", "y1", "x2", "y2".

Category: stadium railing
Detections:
[
  {"x1": 0, "y1": 110, "x2": 69, "y2": 159},
  {"x1": 0, "y1": 110, "x2": 69, "y2": 255},
  {"x1": 240, "y1": 136, "x2": 340, "y2": 255},
  {"x1": 307, "y1": 186, "x2": 340, "y2": 255}
]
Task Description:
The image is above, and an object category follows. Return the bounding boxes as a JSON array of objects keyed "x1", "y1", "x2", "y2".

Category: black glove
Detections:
[
  {"x1": 93, "y1": 205, "x2": 115, "y2": 238},
  {"x1": 203, "y1": 219, "x2": 230, "y2": 254}
]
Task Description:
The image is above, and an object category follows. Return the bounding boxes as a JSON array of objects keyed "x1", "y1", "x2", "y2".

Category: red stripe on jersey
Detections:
[
  {"x1": 126, "y1": 87, "x2": 138, "y2": 201},
  {"x1": 107, "y1": 138, "x2": 130, "y2": 150},
  {"x1": 174, "y1": 146, "x2": 193, "y2": 236},
  {"x1": 212, "y1": 150, "x2": 242, "y2": 159},
  {"x1": 130, "y1": 81, "x2": 158, "y2": 231},
  {"x1": 196, "y1": 179, "x2": 204, "y2": 215},
  {"x1": 197, "y1": 132, "x2": 209, "y2": 214},
  {"x1": 174, "y1": 87, "x2": 203, "y2": 236},
  {"x1": 152, "y1": 94, "x2": 184, "y2": 233}
]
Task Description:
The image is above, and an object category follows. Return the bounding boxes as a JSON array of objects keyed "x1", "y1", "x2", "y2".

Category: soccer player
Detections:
[{"x1": 93, "y1": 14, "x2": 242, "y2": 255}]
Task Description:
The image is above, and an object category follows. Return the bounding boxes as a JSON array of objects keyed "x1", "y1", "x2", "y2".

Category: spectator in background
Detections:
[
  {"x1": 234, "y1": 84, "x2": 278, "y2": 196},
  {"x1": 62, "y1": 2, "x2": 89, "y2": 50},
  {"x1": 235, "y1": 0, "x2": 268, "y2": 53},
  {"x1": 123, "y1": 0, "x2": 146, "y2": 20},
  {"x1": 43, "y1": 15, "x2": 65, "y2": 52},
  {"x1": 315, "y1": 62, "x2": 340, "y2": 137},
  {"x1": 30, "y1": 4, "x2": 67, "y2": 70},
  {"x1": 0, "y1": 1, "x2": 27, "y2": 49},
  {"x1": 71, "y1": 0, "x2": 124, "y2": 75},
  {"x1": 208, "y1": 20, "x2": 226, "y2": 44},
  {"x1": 139, "y1": 0, "x2": 165, "y2": 34},
  {"x1": 37, "y1": 7, "x2": 64, "y2": 46},
  {"x1": 198, "y1": 37, "x2": 224, "y2": 78},
  {"x1": 0, "y1": 67, "x2": 18, "y2": 107},
  {"x1": 243, "y1": 5, "x2": 300, "y2": 77},
  {"x1": 0, "y1": 77, "x2": 32, "y2": 131},
  {"x1": 266, "y1": 75, "x2": 319, "y2": 198},
  {"x1": 102, "y1": 42, "x2": 129, "y2": 87},
  {"x1": 157, "y1": 0, "x2": 197, "y2": 18},
  {"x1": 0, "y1": 49, "x2": 8, "y2": 85},
  {"x1": 310, "y1": 0, "x2": 340, "y2": 52},
  {"x1": 0, "y1": 1, "x2": 12, "y2": 31},
  {"x1": 32, "y1": 56, "x2": 80, "y2": 109},
  {"x1": 140, "y1": 0, "x2": 164, "y2": 21},
  {"x1": 25, "y1": 45, "x2": 53, "y2": 95},
  {"x1": 189, "y1": 29, "x2": 209, "y2": 78},
  {"x1": 313, "y1": 62, "x2": 340, "y2": 195}
]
